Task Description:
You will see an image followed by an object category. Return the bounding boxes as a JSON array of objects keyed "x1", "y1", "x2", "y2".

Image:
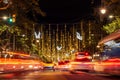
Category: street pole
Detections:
[{"x1": 13, "y1": 35, "x2": 15, "y2": 51}]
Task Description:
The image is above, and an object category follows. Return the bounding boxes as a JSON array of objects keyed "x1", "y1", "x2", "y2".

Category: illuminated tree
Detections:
[
  {"x1": 103, "y1": 17, "x2": 120, "y2": 33},
  {"x1": 102, "y1": 0, "x2": 120, "y2": 34},
  {"x1": 0, "y1": 0, "x2": 46, "y2": 55},
  {"x1": 0, "y1": 25, "x2": 21, "y2": 51}
]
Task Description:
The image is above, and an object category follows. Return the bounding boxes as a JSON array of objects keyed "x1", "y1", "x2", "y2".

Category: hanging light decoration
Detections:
[{"x1": 76, "y1": 32, "x2": 82, "y2": 40}]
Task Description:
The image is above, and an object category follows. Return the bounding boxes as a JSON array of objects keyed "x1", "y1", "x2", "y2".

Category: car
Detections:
[
  {"x1": 68, "y1": 57, "x2": 94, "y2": 73},
  {"x1": 93, "y1": 58, "x2": 120, "y2": 75},
  {"x1": 54, "y1": 60, "x2": 70, "y2": 71},
  {"x1": 43, "y1": 62, "x2": 55, "y2": 71}
]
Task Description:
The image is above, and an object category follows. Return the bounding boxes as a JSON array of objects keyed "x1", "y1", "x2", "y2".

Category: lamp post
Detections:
[
  {"x1": 13, "y1": 34, "x2": 26, "y2": 51},
  {"x1": 13, "y1": 34, "x2": 15, "y2": 51},
  {"x1": 99, "y1": 8, "x2": 107, "y2": 22},
  {"x1": 76, "y1": 32, "x2": 82, "y2": 51},
  {"x1": 56, "y1": 45, "x2": 62, "y2": 61},
  {"x1": 36, "y1": 39, "x2": 40, "y2": 56},
  {"x1": 99, "y1": 8, "x2": 107, "y2": 39}
]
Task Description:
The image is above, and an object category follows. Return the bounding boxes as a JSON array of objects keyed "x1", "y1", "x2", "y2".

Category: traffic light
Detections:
[
  {"x1": 8, "y1": 17, "x2": 13, "y2": 23},
  {"x1": 8, "y1": 14, "x2": 16, "y2": 23},
  {"x1": 12, "y1": 14, "x2": 16, "y2": 22}
]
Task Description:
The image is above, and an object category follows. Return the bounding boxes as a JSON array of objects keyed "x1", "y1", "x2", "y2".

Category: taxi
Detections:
[{"x1": 43, "y1": 62, "x2": 55, "y2": 71}]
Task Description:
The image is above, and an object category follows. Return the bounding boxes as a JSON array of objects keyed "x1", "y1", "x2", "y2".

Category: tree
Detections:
[
  {"x1": 8, "y1": 0, "x2": 46, "y2": 54},
  {"x1": 0, "y1": 0, "x2": 46, "y2": 54},
  {"x1": 0, "y1": 0, "x2": 11, "y2": 10},
  {"x1": 0, "y1": 25, "x2": 21, "y2": 51},
  {"x1": 103, "y1": 17, "x2": 120, "y2": 33},
  {"x1": 102, "y1": 0, "x2": 120, "y2": 34},
  {"x1": 5, "y1": 0, "x2": 46, "y2": 25},
  {"x1": 0, "y1": 0, "x2": 46, "y2": 27}
]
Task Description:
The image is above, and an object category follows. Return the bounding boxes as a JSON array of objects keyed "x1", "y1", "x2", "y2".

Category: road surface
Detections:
[{"x1": 0, "y1": 70, "x2": 120, "y2": 80}]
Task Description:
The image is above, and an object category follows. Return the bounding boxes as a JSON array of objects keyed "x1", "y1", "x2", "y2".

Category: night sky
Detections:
[{"x1": 38, "y1": 0, "x2": 101, "y2": 23}]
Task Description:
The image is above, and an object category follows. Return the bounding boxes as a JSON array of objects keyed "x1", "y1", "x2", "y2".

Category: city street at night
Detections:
[{"x1": 0, "y1": 0, "x2": 120, "y2": 80}]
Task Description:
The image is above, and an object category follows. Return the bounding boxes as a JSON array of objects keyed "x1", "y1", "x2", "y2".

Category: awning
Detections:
[{"x1": 98, "y1": 29, "x2": 120, "y2": 45}]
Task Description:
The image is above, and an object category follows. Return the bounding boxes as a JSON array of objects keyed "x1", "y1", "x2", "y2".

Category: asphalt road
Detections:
[{"x1": 0, "y1": 70, "x2": 120, "y2": 80}]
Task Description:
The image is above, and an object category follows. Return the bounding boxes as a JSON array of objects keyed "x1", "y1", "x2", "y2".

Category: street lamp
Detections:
[
  {"x1": 108, "y1": 15, "x2": 114, "y2": 19},
  {"x1": 36, "y1": 39, "x2": 40, "y2": 56},
  {"x1": 98, "y1": 7, "x2": 107, "y2": 39},
  {"x1": 99, "y1": 8, "x2": 107, "y2": 22},
  {"x1": 2, "y1": 16, "x2": 8, "y2": 20},
  {"x1": 0, "y1": 16, "x2": 8, "y2": 20},
  {"x1": 100, "y1": 8, "x2": 106, "y2": 14},
  {"x1": 36, "y1": 39, "x2": 39, "y2": 43},
  {"x1": 108, "y1": 15, "x2": 120, "y2": 20}
]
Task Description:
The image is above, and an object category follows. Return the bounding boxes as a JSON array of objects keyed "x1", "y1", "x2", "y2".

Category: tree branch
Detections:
[{"x1": 0, "y1": 0, "x2": 11, "y2": 10}]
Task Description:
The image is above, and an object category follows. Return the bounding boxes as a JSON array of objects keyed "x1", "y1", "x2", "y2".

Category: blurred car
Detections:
[
  {"x1": 94, "y1": 58, "x2": 120, "y2": 75},
  {"x1": 75, "y1": 51, "x2": 90, "y2": 59},
  {"x1": 43, "y1": 62, "x2": 55, "y2": 71},
  {"x1": 68, "y1": 57, "x2": 94, "y2": 73},
  {"x1": 54, "y1": 60, "x2": 70, "y2": 71}
]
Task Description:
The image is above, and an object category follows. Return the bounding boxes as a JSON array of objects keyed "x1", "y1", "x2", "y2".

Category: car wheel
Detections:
[
  {"x1": 53, "y1": 69, "x2": 55, "y2": 71},
  {"x1": 69, "y1": 70, "x2": 76, "y2": 74},
  {"x1": 83, "y1": 70, "x2": 89, "y2": 72}
]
